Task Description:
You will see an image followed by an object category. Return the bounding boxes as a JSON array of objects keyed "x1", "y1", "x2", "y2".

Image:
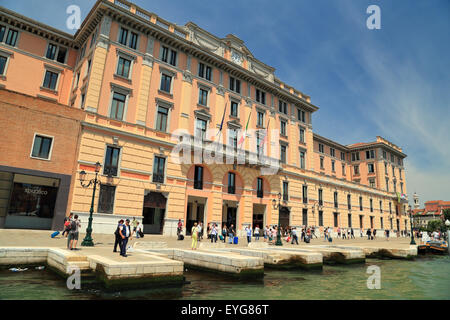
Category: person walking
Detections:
[
  {"x1": 198, "y1": 222, "x2": 203, "y2": 242},
  {"x1": 119, "y1": 219, "x2": 132, "y2": 257},
  {"x1": 324, "y1": 227, "x2": 328, "y2": 242},
  {"x1": 385, "y1": 229, "x2": 390, "y2": 241},
  {"x1": 68, "y1": 215, "x2": 81, "y2": 250},
  {"x1": 191, "y1": 222, "x2": 199, "y2": 250},
  {"x1": 131, "y1": 217, "x2": 138, "y2": 238},
  {"x1": 337, "y1": 227, "x2": 341, "y2": 239},
  {"x1": 62, "y1": 213, "x2": 73, "y2": 238},
  {"x1": 360, "y1": 228, "x2": 364, "y2": 238},
  {"x1": 245, "y1": 226, "x2": 252, "y2": 243},
  {"x1": 113, "y1": 219, "x2": 124, "y2": 252},
  {"x1": 342, "y1": 228, "x2": 347, "y2": 239},
  {"x1": 135, "y1": 222, "x2": 142, "y2": 239},
  {"x1": 366, "y1": 228, "x2": 372, "y2": 240},
  {"x1": 350, "y1": 228, "x2": 355, "y2": 239},
  {"x1": 254, "y1": 225, "x2": 260, "y2": 241},
  {"x1": 373, "y1": 229, "x2": 377, "y2": 240},
  {"x1": 311, "y1": 226, "x2": 317, "y2": 239},
  {"x1": 264, "y1": 226, "x2": 269, "y2": 242}
]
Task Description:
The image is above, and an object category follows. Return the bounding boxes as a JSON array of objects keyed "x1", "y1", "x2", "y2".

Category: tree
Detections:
[
  {"x1": 427, "y1": 220, "x2": 443, "y2": 233},
  {"x1": 443, "y1": 209, "x2": 450, "y2": 222}
]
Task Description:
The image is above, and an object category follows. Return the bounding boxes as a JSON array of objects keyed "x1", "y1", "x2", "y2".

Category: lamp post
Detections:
[
  {"x1": 272, "y1": 192, "x2": 283, "y2": 246},
  {"x1": 445, "y1": 220, "x2": 450, "y2": 254},
  {"x1": 79, "y1": 161, "x2": 102, "y2": 247},
  {"x1": 408, "y1": 205, "x2": 416, "y2": 245}
]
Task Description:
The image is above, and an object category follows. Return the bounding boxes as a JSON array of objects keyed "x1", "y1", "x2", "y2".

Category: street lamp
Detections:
[
  {"x1": 408, "y1": 205, "x2": 416, "y2": 245},
  {"x1": 79, "y1": 161, "x2": 102, "y2": 247},
  {"x1": 272, "y1": 192, "x2": 283, "y2": 246}
]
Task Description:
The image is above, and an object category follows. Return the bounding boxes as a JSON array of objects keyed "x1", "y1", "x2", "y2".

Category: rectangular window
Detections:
[
  {"x1": 342, "y1": 164, "x2": 346, "y2": 176},
  {"x1": 104, "y1": 146, "x2": 120, "y2": 176},
  {"x1": 330, "y1": 148, "x2": 335, "y2": 157},
  {"x1": 298, "y1": 109, "x2": 306, "y2": 122},
  {"x1": 129, "y1": 32, "x2": 138, "y2": 50},
  {"x1": 160, "y1": 74, "x2": 172, "y2": 93},
  {"x1": 331, "y1": 160, "x2": 335, "y2": 172},
  {"x1": 110, "y1": 92, "x2": 126, "y2": 120},
  {"x1": 230, "y1": 129, "x2": 238, "y2": 149},
  {"x1": 280, "y1": 145, "x2": 287, "y2": 164},
  {"x1": 198, "y1": 63, "x2": 212, "y2": 81},
  {"x1": 334, "y1": 192, "x2": 338, "y2": 208},
  {"x1": 380, "y1": 200, "x2": 383, "y2": 213},
  {"x1": 31, "y1": 135, "x2": 52, "y2": 159},
  {"x1": 257, "y1": 178, "x2": 263, "y2": 198},
  {"x1": 279, "y1": 100, "x2": 287, "y2": 114},
  {"x1": 320, "y1": 157, "x2": 324, "y2": 169},
  {"x1": 370, "y1": 199, "x2": 373, "y2": 212},
  {"x1": 283, "y1": 181, "x2": 289, "y2": 201},
  {"x1": 400, "y1": 182, "x2": 404, "y2": 194},
  {"x1": 354, "y1": 165, "x2": 360, "y2": 175},
  {"x1": 280, "y1": 120, "x2": 287, "y2": 136},
  {"x1": 119, "y1": 27, "x2": 129, "y2": 46},
  {"x1": 169, "y1": 50, "x2": 177, "y2": 66},
  {"x1": 161, "y1": 46, "x2": 169, "y2": 63},
  {"x1": 359, "y1": 196, "x2": 363, "y2": 211},
  {"x1": 194, "y1": 166, "x2": 203, "y2": 190},
  {"x1": 368, "y1": 163, "x2": 375, "y2": 173},
  {"x1": 5, "y1": 28, "x2": 18, "y2": 46},
  {"x1": 348, "y1": 214, "x2": 352, "y2": 228},
  {"x1": 302, "y1": 209, "x2": 308, "y2": 226},
  {"x1": 391, "y1": 154, "x2": 395, "y2": 162},
  {"x1": 0, "y1": 25, "x2": 5, "y2": 42},
  {"x1": 257, "y1": 111, "x2": 264, "y2": 127},
  {"x1": 80, "y1": 93, "x2": 85, "y2": 109},
  {"x1": 300, "y1": 151, "x2": 306, "y2": 169},
  {"x1": 369, "y1": 179, "x2": 376, "y2": 188},
  {"x1": 347, "y1": 194, "x2": 351, "y2": 210},
  {"x1": 156, "y1": 106, "x2": 169, "y2": 132},
  {"x1": 56, "y1": 47, "x2": 67, "y2": 63},
  {"x1": 341, "y1": 152, "x2": 346, "y2": 161},
  {"x1": 0, "y1": 56, "x2": 7, "y2": 75},
  {"x1": 195, "y1": 119, "x2": 207, "y2": 141},
  {"x1": 299, "y1": 127, "x2": 305, "y2": 143},
  {"x1": 229, "y1": 77, "x2": 241, "y2": 94},
  {"x1": 230, "y1": 101, "x2": 238, "y2": 117},
  {"x1": 42, "y1": 70, "x2": 59, "y2": 90},
  {"x1": 46, "y1": 43, "x2": 57, "y2": 60},
  {"x1": 334, "y1": 212, "x2": 339, "y2": 228},
  {"x1": 380, "y1": 217, "x2": 384, "y2": 229},
  {"x1": 152, "y1": 156, "x2": 166, "y2": 183},
  {"x1": 302, "y1": 185, "x2": 308, "y2": 204},
  {"x1": 351, "y1": 152, "x2": 360, "y2": 161},
  {"x1": 256, "y1": 89, "x2": 265, "y2": 105},
  {"x1": 318, "y1": 143, "x2": 324, "y2": 153},
  {"x1": 90, "y1": 29, "x2": 97, "y2": 48},
  {"x1": 228, "y1": 172, "x2": 236, "y2": 194},
  {"x1": 98, "y1": 185, "x2": 116, "y2": 214},
  {"x1": 198, "y1": 88, "x2": 208, "y2": 106},
  {"x1": 319, "y1": 210, "x2": 324, "y2": 227},
  {"x1": 386, "y1": 178, "x2": 389, "y2": 192},
  {"x1": 86, "y1": 59, "x2": 92, "y2": 75},
  {"x1": 366, "y1": 150, "x2": 375, "y2": 159},
  {"x1": 117, "y1": 57, "x2": 131, "y2": 78},
  {"x1": 383, "y1": 150, "x2": 387, "y2": 159},
  {"x1": 318, "y1": 189, "x2": 323, "y2": 206}
]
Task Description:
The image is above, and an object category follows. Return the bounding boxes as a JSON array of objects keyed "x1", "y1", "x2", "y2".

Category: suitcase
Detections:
[
  {"x1": 233, "y1": 236, "x2": 238, "y2": 244},
  {"x1": 178, "y1": 234, "x2": 184, "y2": 240},
  {"x1": 51, "y1": 231, "x2": 60, "y2": 238},
  {"x1": 305, "y1": 236, "x2": 310, "y2": 243},
  {"x1": 219, "y1": 235, "x2": 224, "y2": 241}
]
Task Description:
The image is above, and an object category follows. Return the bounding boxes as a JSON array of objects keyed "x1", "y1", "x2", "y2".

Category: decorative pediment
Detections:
[
  {"x1": 187, "y1": 23, "x2": 224, "y2": 56},
  {"x1": 227, "y1": 119, "x2": 242, "y2": 129},
  {"x1": 194, "y1": 109, "x2": 211, "y2": 120}
]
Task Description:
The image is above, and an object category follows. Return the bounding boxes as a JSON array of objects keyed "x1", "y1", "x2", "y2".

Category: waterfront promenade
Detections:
[{"x1": 0, "y1": 229, "x2": 416, "y2": 251}]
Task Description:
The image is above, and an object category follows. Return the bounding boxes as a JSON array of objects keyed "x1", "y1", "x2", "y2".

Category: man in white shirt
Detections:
[{"x1": 119, "y1": 219, "x2": 132, "y2": 257}]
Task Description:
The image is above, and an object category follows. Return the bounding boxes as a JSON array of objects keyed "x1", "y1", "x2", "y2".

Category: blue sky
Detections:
[{"x1": 3, "y1": 0, "x2": 449, "y2": 207}]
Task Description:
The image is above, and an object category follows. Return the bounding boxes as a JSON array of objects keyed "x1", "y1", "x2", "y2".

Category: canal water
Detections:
[{"x1": 1, "y1": 256, "x2": 449, "y2": 300}]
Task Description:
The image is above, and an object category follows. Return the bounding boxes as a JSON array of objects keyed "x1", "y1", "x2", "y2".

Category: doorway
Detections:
[
  {"x1": 252, "y1": 204, "x2": 265, "y2": 230},
  {"x1": 279, "y1": 207, "x2": 290, "y2": 229},
  {"x1": 142, "y1": 191, "x2": 167, "y2": 234},
  {"x1": 186, "y1": 201, "x2": 205, "y2": 235}
]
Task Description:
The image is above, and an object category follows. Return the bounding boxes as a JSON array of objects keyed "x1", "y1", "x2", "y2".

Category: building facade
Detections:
[
  {"x1": 0, "y1": 0, "x2": 410, "y2": 236},
  {"x1": 412, "y1": 199, "x2": 450, "y2": 229}
]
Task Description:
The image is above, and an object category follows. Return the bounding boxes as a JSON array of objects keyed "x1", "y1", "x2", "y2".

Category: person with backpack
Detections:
[
  {"x1": 228, "y1": 224, "x2": 235, "y2": 244},
  {"x1": 113, "y1": 219, "x2": 124, "y2": 252},
  {"x1": 221, "y1": 225, "x2": 227, "y2": 243},
  {"x1": 62, "y1": 213, "x2": 73, "y2": 238},
  {"x1": 366, "y1": 228, "x2": 372, "y2": 240},
  {"x1": 210, "y1": 224, "x2": 218, "y2": 243},
  {"x1": 68, "y1": 215, "x2": 81, "y2": 250}
]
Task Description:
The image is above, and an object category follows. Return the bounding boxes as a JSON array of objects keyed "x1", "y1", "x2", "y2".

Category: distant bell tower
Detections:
[{"x1": 413, "y1": 192, "x2": 420, "y2": 209}]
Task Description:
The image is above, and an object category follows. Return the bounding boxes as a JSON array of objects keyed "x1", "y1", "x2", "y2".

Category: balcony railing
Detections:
[
  {"x1": 152, "y1": 173, "x2": 164, "y2": 184},
  {"x1": 103, "y1": 165, "x2": 118, "y2": 177},
  {"x1": 194, "y1": 180, "x2": 203, "y2": 190},
  {"x1": 257, "y1": 189, "x2": 263, "y2": 198},
  {"x1": 228, "y1": 185, "x2": 235, "y2": 194}
]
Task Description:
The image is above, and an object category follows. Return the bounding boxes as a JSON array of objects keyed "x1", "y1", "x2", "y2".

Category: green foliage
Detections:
[
  {"x1": 443, "y1": 209, "x2": 450, "y2": 222},
  {"x1": 426, "y1": 220, "x2": 445, "y2": 232}
]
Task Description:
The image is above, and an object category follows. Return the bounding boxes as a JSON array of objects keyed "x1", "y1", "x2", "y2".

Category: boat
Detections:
[{"x1": 418, "y1": 241, "x2": 448, "y2": 255}]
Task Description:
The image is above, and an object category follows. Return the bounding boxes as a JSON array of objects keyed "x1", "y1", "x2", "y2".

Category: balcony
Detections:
[
  {"x1": 103, "y1": 165, "x2": 118, "y2": 177},
  {"x1": 152, "y1": 173, "x2": 164, "y2": 184},
  {"x1": 194, "y1": 180, "x2": 203, "y2": 190},
  {"x1": 228, "y1": 185, "x2": 235, "y2": 194}
]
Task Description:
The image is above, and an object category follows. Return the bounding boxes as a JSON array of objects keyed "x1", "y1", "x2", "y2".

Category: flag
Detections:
[
  {"x1": 216, "y1": 102, "x2": 227, "y2": 138},
  {"x1": 259, "y1": 118, "x2": 270, "y2": 150},
  {"x1": 238, "y1": 110, "x2": 251, "y2": 147}
]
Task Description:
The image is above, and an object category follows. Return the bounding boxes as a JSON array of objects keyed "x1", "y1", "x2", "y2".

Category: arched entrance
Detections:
[
  {"x1": 279, "y1": 207, "x2": 290, "y2": 229},
  {"x1": 142, "y1": 191, "x2": 167, "y2": 234}
]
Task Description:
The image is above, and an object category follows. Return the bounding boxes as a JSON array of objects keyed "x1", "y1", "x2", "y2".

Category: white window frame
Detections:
[
  {"x1": 0, "y1": 25, "x2": 20, "y2": 47},
  {"x1": 30, "y1": 133, "x2": 54, "y2": 161},
  {"x1": 102, "y1": 144, "x2": 123, "y2": 178},
  {"x1": 154, "y1": 98, "x2": 174, "y2": 133},
  {"x1": 197, "y1": 82, "x2": 212, "y2": 108},
  {"x1": 44, "y1": 41, "x2": 68, "y2": 64},
  {"x1": 41, "y1": 64, "x2": 62, "y2": 92},
  {"x1": 230, "y1": 98, "x2": 240, "y2": 118},
  {"x1": 0, "y1": 49, "x2": 13, "y2": 78},
  {"x1": 115, "y1": 49, "x2": 137, "y2": 80},
  {"x1": 159, "y1": 65, "x2": 176, "y2": 95},
  {"x1": 159, "y1": 44, "x2": 178, "y2": 67},
  {"x1": 198, "y1": 61, "x2": 213, "y2": 82},
  {"x1": 117, "y1": 25, "x2": 141, "y2": 51}
]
